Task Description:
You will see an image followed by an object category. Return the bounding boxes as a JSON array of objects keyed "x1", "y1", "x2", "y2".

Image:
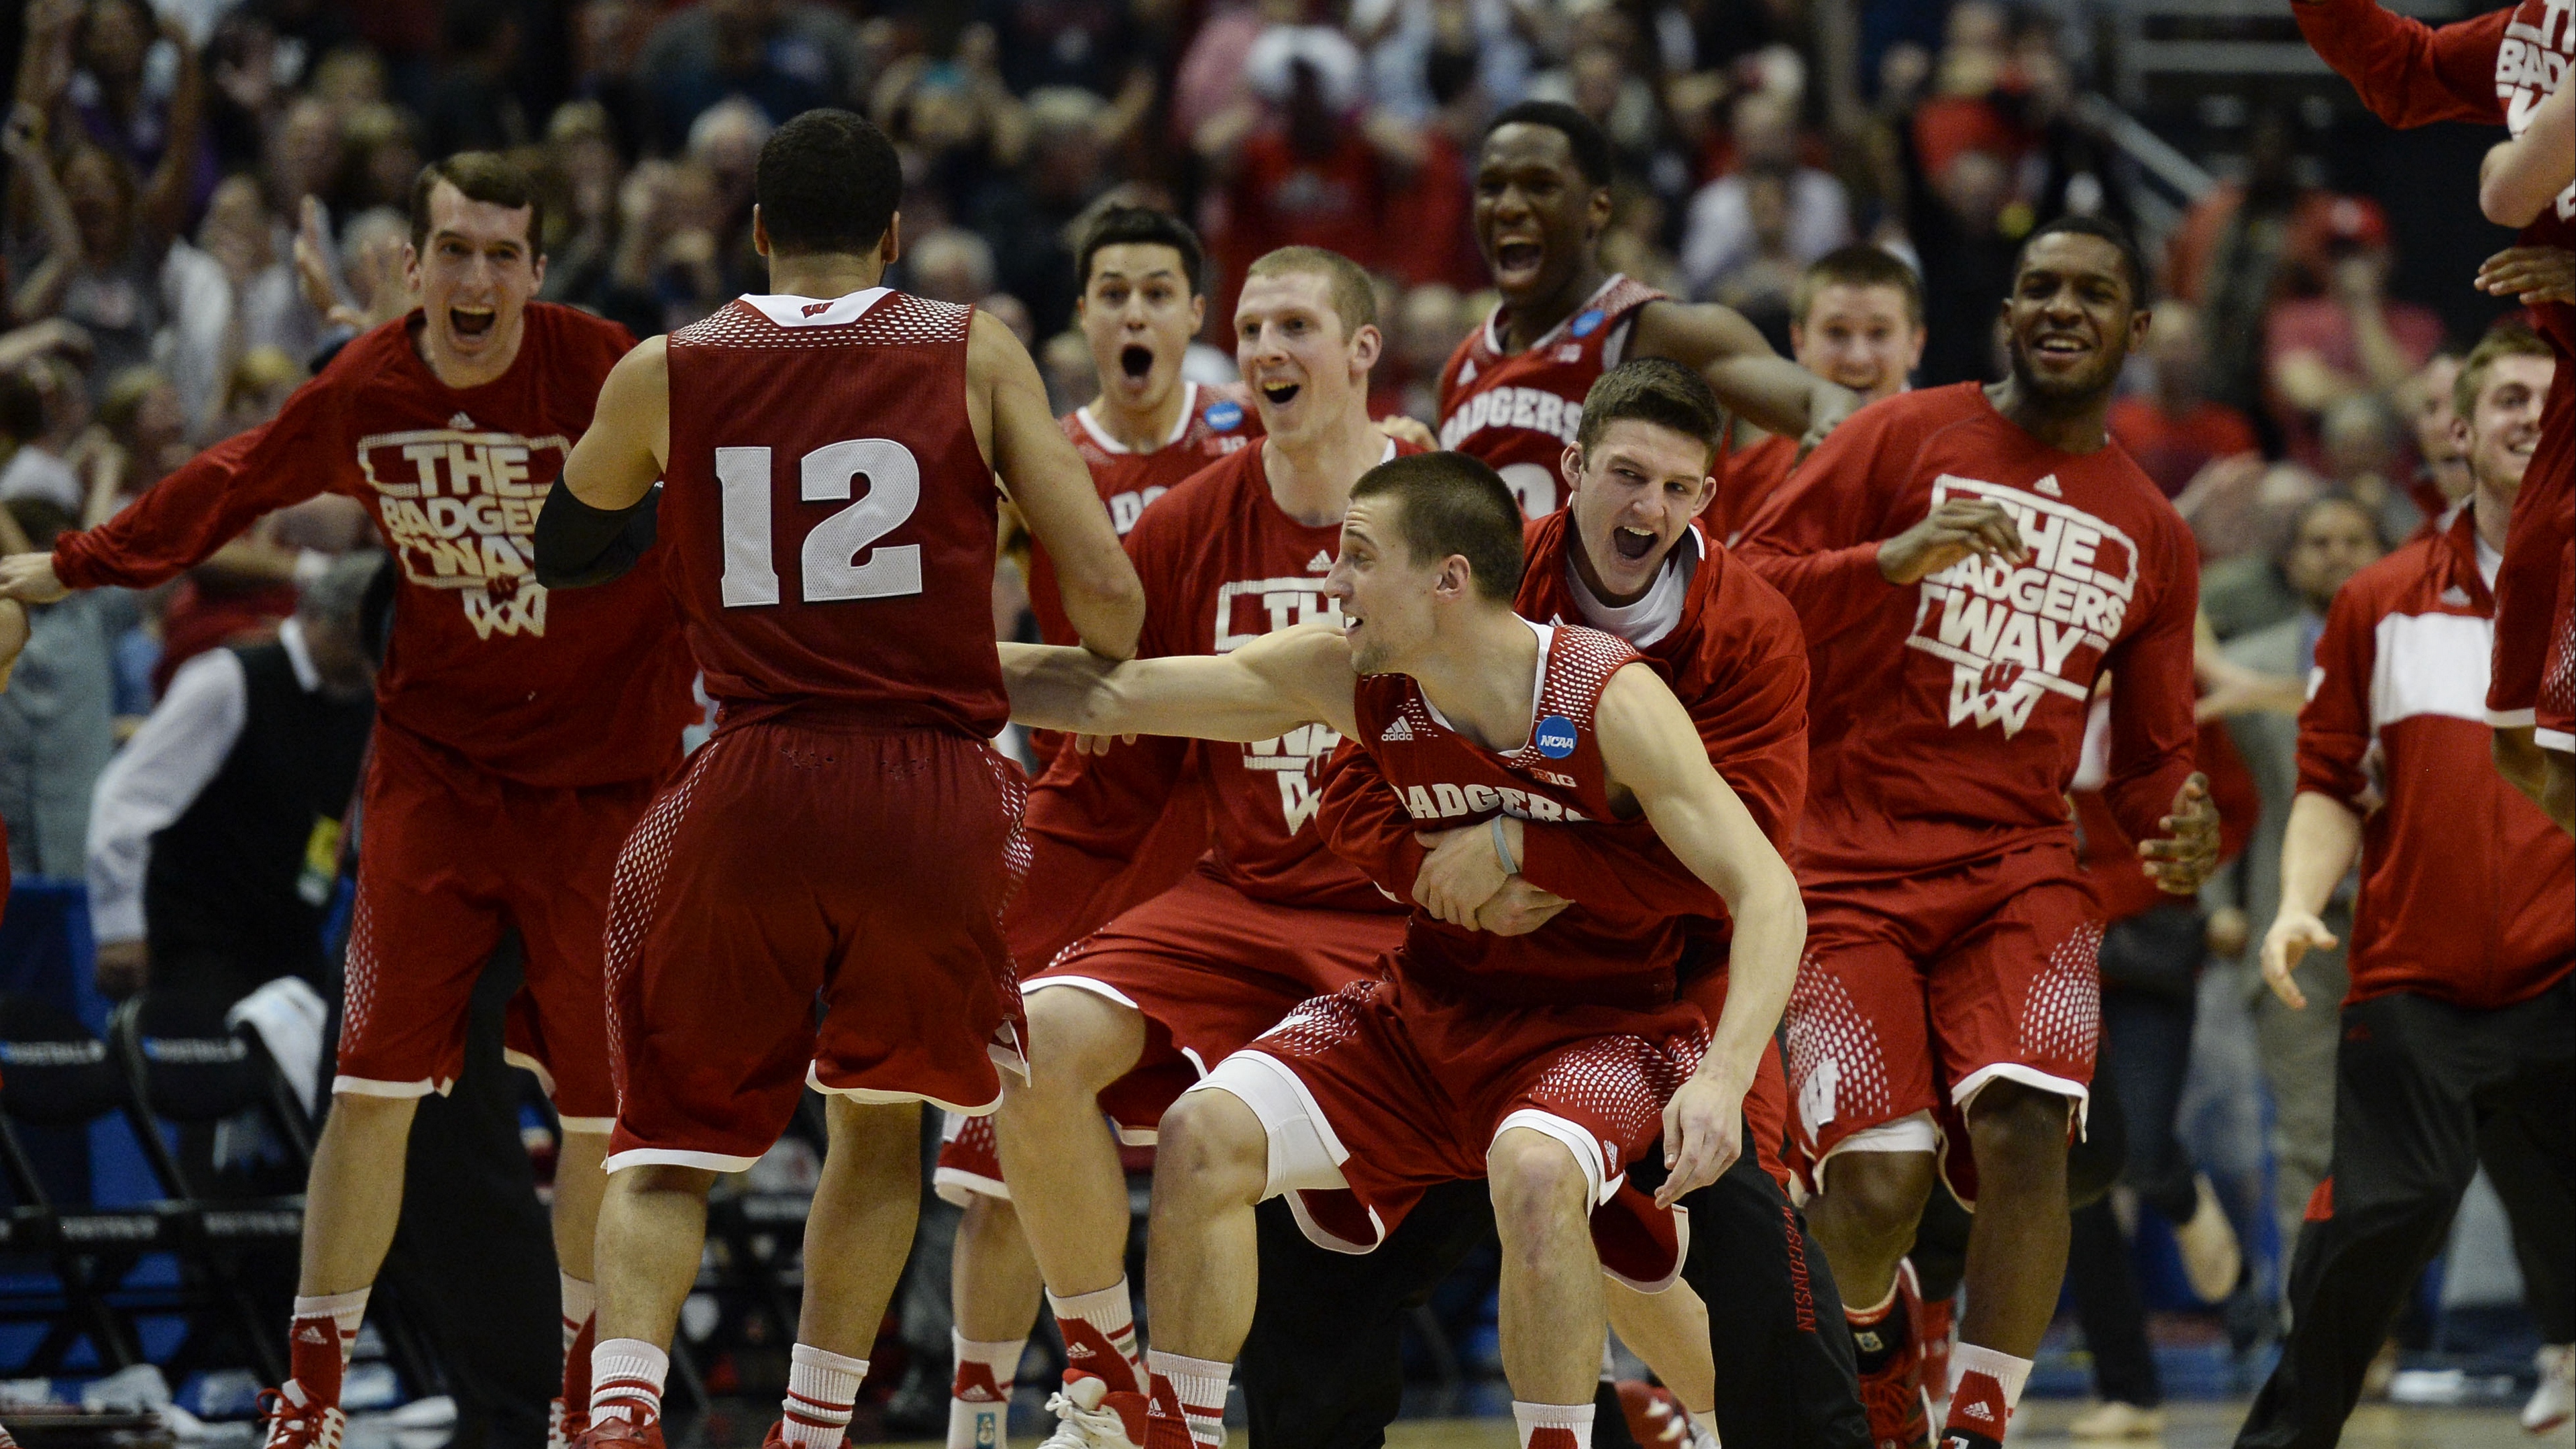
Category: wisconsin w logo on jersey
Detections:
[
  {"x1": 357, "y1": 425, "x2": 573, "y2": 639},
  {"x1": 1908, "y1": 474, "x2": 2139, "y2": 737}
]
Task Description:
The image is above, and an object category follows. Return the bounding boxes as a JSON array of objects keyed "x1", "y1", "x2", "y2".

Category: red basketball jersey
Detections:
[
  {"x1": 1435, "y1": 274, "x2": 1666, "y2": 516},
  {"x1": 661, "y1": 288, "x2": 1005, "y2": 735},
  {"x1": 1026, "y1": 381, "x2": 1259, "y2": 646},
  {"x1": 1350, "y1": 621, "x2": 1687, "y2": 1008}
]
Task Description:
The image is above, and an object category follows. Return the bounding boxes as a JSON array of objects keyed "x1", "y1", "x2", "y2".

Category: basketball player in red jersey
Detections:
[
  {"x1": 533, "y1": 110, "x2": 1143, "y2": 1449},
  {"x1": 936, "y1": 246, "x2": 1412, "y2": 1446},
  {"x1": 1434, "y1": 101, "x2": 1858, "y2": 517},
  {"x1": 1001, "y1": 451, "x2": 1807, "y2": 1449},
  {"x1": 2288, "y1": 0, "x2": 2576, "y2": 827},
  {"x1": 0, "y1": 154, "x2": 696, "y2": 1449},
  {"x1": 1732, "y1": 217, "x2": 2220, "y2": 1449},
  {"x1": 1715, "y1": 246, "x2": 1927, "y2": 541},
  {"x1": 938, "y1": 202, "x2": 1258, "y2": 1447}
]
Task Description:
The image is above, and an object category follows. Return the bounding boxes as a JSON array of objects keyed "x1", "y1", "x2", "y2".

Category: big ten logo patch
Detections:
[
  {"x1": 1106, "y1": 486, "x2": 1168, "y2": 535},
  {"x1": 1215, "y1": 576, "x2": 1344, "y2": 830},
  {"x1": 358, "y1": 427, "x2": 572, "y2": 639},
  {"x1": 2502, "y1": 0, "x2": 2576, "y2": 219},
  {"x1": 1908, "y1": 474, "x2": 2139, "y2": 737}
]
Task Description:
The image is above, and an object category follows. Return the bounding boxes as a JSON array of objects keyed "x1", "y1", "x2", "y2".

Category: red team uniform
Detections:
[
  {"x1": 1714, "y1": 432, "x2": 1799, "y2": 545},
  {"x1": 1317, "y1": 513, "x2": 1811, "y2": 1183},
  {"x1": 1218, "y1": 623, "x2": 1709, "y2": 1275},
  {"x1": 602, "y1": 288, "x2": 1031, "y2": 1173},
  {"x1": 2292, "y1": 0, "x2": 2576, "y2": 750},
  {"x1": 932, "y1": 441, "x2": 1413, "y2": 1201},
  {"x1": 1438, "y1": 275, "x2": 1669, "y2": 515},
  {"x1": 1733, "y1": 384, "x2": 2200, "y2": 1198},
  {"x1": 47, "y1": 305, "x2": 694, "y2": 1126}
]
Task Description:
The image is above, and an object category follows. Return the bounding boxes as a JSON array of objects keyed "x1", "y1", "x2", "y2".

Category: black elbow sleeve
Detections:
[{"x1": 534, "y1": 477, "x2": 661, "y2": 588}]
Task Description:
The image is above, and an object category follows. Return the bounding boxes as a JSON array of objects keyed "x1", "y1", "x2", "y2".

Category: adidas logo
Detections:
[
  {"x1": 1381, "y1": 716, "x2": 1415, "y2": 742},
  {"x1": 1066, "y1": 1340, "x2": 1095, "y2": 1358},
  {"x1": 297, "y1": 1324, "x2": 330, "y2": 1344},
  {"x1": 2033, "y1": 474, "x2": 2063, "y2": 498},
  {"x1": 449, "y1": 412, "x2": 476, "y2": 429},
  {"x1": 1961, "y1": 1399, "x2": 1994, "y2": 1422},
  {"x1": 1308, "y1": 549, "x2": 1332, "y2": 571}
]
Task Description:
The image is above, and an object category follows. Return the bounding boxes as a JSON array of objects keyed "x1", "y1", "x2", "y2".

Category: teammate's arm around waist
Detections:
[
  {"x1": 1000, "y1": 621, "x2": 1360, "y2": 744},
  {"x1": 539, "y1": 338, "x2": 668, "y2": 587},
  {"x1": 971, "y1": 309, "x2": 1144, "y2": 659}
]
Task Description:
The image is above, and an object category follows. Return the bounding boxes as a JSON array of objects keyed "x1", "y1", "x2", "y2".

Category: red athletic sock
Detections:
[
  {"x1": 1940, "y1": 1344, "x2": 2031, "y2": 1448},
  {"x1": 1047, "y1": 1281, "x2": 1142, "y2": 1395},
  {"x1": 285, "y1": 1288, "x2": 367, "y2": 1403}
]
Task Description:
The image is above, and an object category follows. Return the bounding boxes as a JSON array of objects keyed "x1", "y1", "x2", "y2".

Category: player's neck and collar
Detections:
[
  {"x1": 2472, "y1": 474, "x2": 2517, "y2": 566},
  {"x1": 1496, "y1": 260, "x2": 1617, "y2": 356},
  {"x1": 413, "y1": 309, "x2": 530, "y2": 392},
  {"x1": 758, "y1": 248, "x2": 894, "y2": 314},
  {"x1": 1982, "y1": 374, "x2": 2114, "y2": 455},
  {"x1": 1079, "y1": 379, "x2": 1197, "y2": 457},
  {"x1": 1566, "y1": 520, "x2": 1698, "y2": 647},
  {"x1": 1262, "y1": 407, "x2": 1393, "y2": 530},
  {"x1": 1410, "y1": 608, "x2": 1548, "y2": 753}
]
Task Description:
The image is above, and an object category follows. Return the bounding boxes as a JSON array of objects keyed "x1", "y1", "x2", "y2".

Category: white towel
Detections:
[{"x1": 226, "y1": 976, "x2": 327, "y2": 1115}]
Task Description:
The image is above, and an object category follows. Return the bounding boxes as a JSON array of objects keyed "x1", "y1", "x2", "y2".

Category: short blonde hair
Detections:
[
  {"x1": 2454, "y1": 323, "x2": 2555, "y2": 420},
  {"x1": 1244, "y1": 246, "x2": 1376, "y2": 337}
]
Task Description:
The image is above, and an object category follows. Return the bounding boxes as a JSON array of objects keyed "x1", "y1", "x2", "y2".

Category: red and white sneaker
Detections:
[
  {"x1": 570, "y1": 1415, "x2": 665, "y2": 1449},
  {"x1": 549, "y1": 1398, "x2": 590, "y2": 1449},
  {"x1": 1853, "y1": 1269, "x2": 1932, "y2": 1449},
  {"x1": 1036, "y1": 1371, "x2": 1147, "y2": 1449},
  {"x1": 258, "y1": 1383, "x2": 345, "y2": 1449},
  {"x1": 2526, "y1": 1344, "x2": 2574, "y2": 1434}
]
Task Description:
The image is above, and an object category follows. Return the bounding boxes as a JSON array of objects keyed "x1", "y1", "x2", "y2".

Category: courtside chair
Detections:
[{"x1": 0, "y1": 991, "x2": 154, "y2": 1373}]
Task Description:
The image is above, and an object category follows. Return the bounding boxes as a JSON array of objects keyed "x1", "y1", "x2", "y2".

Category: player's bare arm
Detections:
[
  {"x1": 1591, "y1": 660, "x2": 1805, "y2": 1208},
  {"x1": 969, "y1": 308, "x2": 1145, "y2": 659},
  {"x1": 2259, "y1": 790, "x2": 2365, "y2": 1010},
  {"x1": 536, "y1": 337, "x2": 669, "y2": 588},
  {"x1": 2479, "y1": 78, "x2": 2573, "y2": 228},
  {"x1": 998, "y1": 619, "x2": 1360, "y2": 744},
  {"x1": 1630, "y1": 299, "x2": 1861, "y2": 453}
]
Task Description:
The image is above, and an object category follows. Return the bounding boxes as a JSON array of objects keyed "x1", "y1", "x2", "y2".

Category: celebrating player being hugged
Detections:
[
  {"x1": 1000, "y1": 451, "x2": 1807, "y2": 1449},
  {"x1": 1434, "y1": 101, "x2": 1857, "y2": 517},
  {"x1": 0, "y1": 153, "x2": 696, "y2": 1449},
  {"x1": 1731, "y1": 216, "x2": 2219, "y2": 1449},
  {"x1": 532, "y1": 109, "x2": 1144, "y2": 1449}
]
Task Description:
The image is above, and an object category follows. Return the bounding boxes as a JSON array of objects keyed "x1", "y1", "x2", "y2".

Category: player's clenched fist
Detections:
[
  {"x1": 0, "y1": 553, "x2": 67, "y2": 604},
  {"x1": 2259, "y1": 908, "x2": 2339, "y2": 1011},
  {"x1": 1875, "y1": 498, "x2": 2032, "y2": 586}
]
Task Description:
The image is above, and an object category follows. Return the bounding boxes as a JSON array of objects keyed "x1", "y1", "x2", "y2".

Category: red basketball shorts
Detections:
[
  {"x1": 2538, "y1": 537, "x2": 2574, "y2": 755},
  {"x1": 1782, "y1": 844, "x2": 2102, "y2": 1200},
  {"x1": 337, "y1": 722, "x2": 653, "y2": 1127},
  {"x1": 2490, "y1": 352, "x2": 2573, "y2": 731},
  {"x1": 932, "y1": 871, "x2": 1400, "y2": 1202},
  {"x1": 1198, "y1": 977, "x2": 1708, "y2": 1285},
  {"x1": 602, "y1": 719, "x2": 1029, "y2": 1173}
]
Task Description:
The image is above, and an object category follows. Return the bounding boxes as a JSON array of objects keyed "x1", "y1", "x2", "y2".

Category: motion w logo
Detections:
[{"x1": 1979, "y1": 659, "x2": 2024, "y2": 696}]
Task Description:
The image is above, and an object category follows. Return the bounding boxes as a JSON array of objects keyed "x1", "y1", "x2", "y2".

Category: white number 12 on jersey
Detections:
[{"x1": 715, "y1": 439, "x2": 924, "y2": 606}]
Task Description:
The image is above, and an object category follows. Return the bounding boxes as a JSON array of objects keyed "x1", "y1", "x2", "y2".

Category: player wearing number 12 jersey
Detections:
[{"x1": 536, "y1": 111, "x2": 1143, "y2": 1449}]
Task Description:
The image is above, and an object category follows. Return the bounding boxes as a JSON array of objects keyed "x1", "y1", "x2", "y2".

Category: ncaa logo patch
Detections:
[
  {"x1": 1205, "y1": 399, "x2": 1244, "y2": 431},
  {"x1": 1569, "y1": 309, "x2": 1605, "y2": 338},
  {"x1": 1534, "y1": 714, "x2": 1578, "y2": 759}
]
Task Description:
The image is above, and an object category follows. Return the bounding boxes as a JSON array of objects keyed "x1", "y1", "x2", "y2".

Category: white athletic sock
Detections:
[
  {"x1": 951, "y1": 1330, "x2": 1022, "y2": 1401},
  {"x1": 781, "y1": 1342, "x2": 867, "y2": 1449},
  {"x1": 1145, "y1": 1350, "x2": 1231, "y2": 1448},
  {"x1": 1047, "y1": 1279, "x2": 1142, "y2": 1383},
  {"x1": 1943, "y1": 1342, "x2": 2033, "y2": 1440},
  {"x1": 589, "y1": 1338, "x2": 669, "y2": 1427},
  {"x1": 560, "y1": 1275, "x2": 597, "y2": 1350},
  {"x1": 292, "y1": 1287, "x2": 371, "y2": 1367},
  {"x1": 1512, "y1": 1401, "x2": 1595, "y2": 1449}
]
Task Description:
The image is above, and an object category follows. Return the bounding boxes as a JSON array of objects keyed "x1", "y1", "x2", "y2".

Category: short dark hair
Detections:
[
  {"x1": 2455, "y1": 321, "x2": 2555, "y2": 419},
  {"x1": 1350, "y1": 452, "x2": 1525, "y2": 603},
  {"x1": 1077, "y1": 205, "x2": 1206, "y2": 298},
  {"x1": 1485, "y1": 101, "x2": 1613, "y2": 188},
  {"x1": 1575, "y1": 358, "x2": 1723, "y2": 466},
  {"x1": 409, "y1": 152, "x2": 543, "y2": 254},
  {"x1": 755, "y1": 109, "x2": 902, "y2": 258},
  {"x1": 2013, "y1": 214, "x2": 2149, "y2": 309},
  {"x1": 1794, "y1": 244, "x2": 1924, "y2": 329}
]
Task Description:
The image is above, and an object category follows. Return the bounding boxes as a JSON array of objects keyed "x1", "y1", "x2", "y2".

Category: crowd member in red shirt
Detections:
[
  {"x1": 1267, "y1": 360, "x2": 1864, "y2": 1449},
  {"x1": 1000, "y1": 451, "x2": 1806, "y2": 1449},
  {"x1": 2240, "y1": 325, "x2": 2573, "y2": 1449},
  {"x1": 537, "y1": 110, "x2": 1143, "y2": 1449},
  {"x1": 1732, "y1": 216, "x2": 2219, "y2": 1449},
  {"x1": 1433, "y1": 102, "x2": 1855, "y2": 517},
  {"x1": 2107, "y1": 300, "x2": 2261, "y2": 501},
  {"x1": 2288, "y1": 0, "x2": 2576, "y2": 830},
  {"x1": 938, "y1": 203, "x2": 1257, "y2": 1444},
  {"x1": 1715, "y1": 244, "x2": 1927, "y2": 540},
  {"x1": 0, "y1": 154, "x2": 698, "y2": 1449},
  {"x1": 2261, "y1": 203, "x2": 2447, "y2": 470}
]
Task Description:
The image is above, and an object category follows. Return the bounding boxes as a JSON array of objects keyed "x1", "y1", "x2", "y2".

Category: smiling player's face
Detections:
[
  {"x1": 1236, "y1": 270, "x2": 1373, "y2": 446},
  {"x1": 408, "y1": 180, "x2": 545, "y2": 372},
  {"x1": 2000, "y1": 231, "x2": 2145, "y2": 406},
  {"x1": 1473, "y1": 124, "x2": 1609, "y2": 307}
]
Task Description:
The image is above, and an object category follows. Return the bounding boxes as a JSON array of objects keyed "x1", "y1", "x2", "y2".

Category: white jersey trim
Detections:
[
  {"x1": 738, "y1": 287, "x2": 896, "y2": 327},
  {"x1": 1419, "y1": 617, "x2": 1551, "y2": 747},
  {"x1": 1077, "y1": 381, "x2": 1200, "y2": 455},
  {"x1": 1483, "y1": 274, "x2": 1630, "y2": 357}
]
